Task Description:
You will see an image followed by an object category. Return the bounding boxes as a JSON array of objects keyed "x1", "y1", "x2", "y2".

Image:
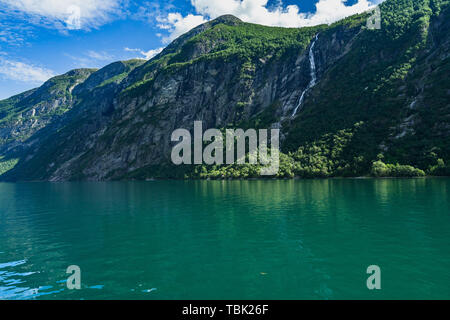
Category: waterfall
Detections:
[{"x1": 291, "y1": 34, "x2": 319, "y2": 118}]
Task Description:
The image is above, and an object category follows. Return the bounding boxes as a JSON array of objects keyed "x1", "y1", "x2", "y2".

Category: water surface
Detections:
[{"x1": 0, "y1": 179, "x2": 449, "y2": 299}]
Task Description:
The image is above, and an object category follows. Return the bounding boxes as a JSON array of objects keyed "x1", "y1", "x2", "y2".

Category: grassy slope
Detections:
[
  {"x1": 0, "y1": 69, "x2": 97, "y2": 126},
  {"x1": 120, "y1": 19, "x2": 324, "y2": 100}
]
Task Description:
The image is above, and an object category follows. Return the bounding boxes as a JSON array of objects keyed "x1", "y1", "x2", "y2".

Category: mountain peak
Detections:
[{"x1": 211, "y1": 15, "x2": 242, "y2": 26}]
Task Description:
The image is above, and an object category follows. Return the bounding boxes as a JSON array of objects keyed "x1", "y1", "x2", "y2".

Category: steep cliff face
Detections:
[
  {"x1": 0, "y1": 69, "x2": 95, "y2": 155},
  {"x1": 283, "y1": 0, "x2": 450, "y2": 173},
  {"x1": 0, "y1": 0, "x2": 449, "y2": 181}
]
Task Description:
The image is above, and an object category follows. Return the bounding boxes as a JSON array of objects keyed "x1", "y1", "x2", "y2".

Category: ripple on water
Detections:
[
  {"x1": 89, "y1": 285, "x2": 104, "y2": 290},
  {"x1": 1, "y1": 180, "x2": 450, "y2": 299},
  {"x1": 0, "y1": 260, "x2": 27, "y2": 269}
]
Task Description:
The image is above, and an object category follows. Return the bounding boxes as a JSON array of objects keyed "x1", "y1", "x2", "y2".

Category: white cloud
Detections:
[
  {"x1": 158, "y1": 0, "x2": 382, "y2": 42},
  {"x1": 124, "y1": 47, "x2": 164, "y2": 60},
  {"x1": 0, "y1": 58, "x2": 55, "y2": 83},
  {"x1": 157, "y1": 13, "x2": 208, "y2": 43},
  {"x1": 0, "y1": 0, "x2": 124, "y2": 30},
  {"x1": 0, "y1": 19, "x2": 33, "y2": 45},
  {"x1": 65, "y1": 50, "x2": 118, "y2": 68},
  {"x1": 86, "y1": 50, "x2": 114, "y2": 61}
]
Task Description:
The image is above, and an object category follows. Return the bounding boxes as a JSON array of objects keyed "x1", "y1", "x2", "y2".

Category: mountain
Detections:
[{"x1": 0, "y1": 0, "x2": 449, "y2": 181}]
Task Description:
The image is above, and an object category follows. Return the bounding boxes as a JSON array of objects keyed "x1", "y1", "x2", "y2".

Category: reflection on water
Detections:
[
  {"x1": 0, "y1": 179, "x2": 449, "y2": 299},
  {"x1": 0, "y1": 258, "x2": 62, "y2": 299}
]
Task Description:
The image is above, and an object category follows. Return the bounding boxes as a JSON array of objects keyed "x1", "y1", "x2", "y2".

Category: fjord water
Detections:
[{"x1": 0, "y1": 179, "x2": 449, "y2": 300}]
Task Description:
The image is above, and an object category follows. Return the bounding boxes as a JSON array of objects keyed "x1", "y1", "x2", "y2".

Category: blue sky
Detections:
[{"x1": 0, "y1": 0, "x2": 382, "y2": 99}]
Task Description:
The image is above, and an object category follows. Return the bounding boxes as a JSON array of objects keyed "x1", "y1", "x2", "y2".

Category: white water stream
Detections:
[{"x1": 291, "y1": 34, "x2": 319, "y2": 118}]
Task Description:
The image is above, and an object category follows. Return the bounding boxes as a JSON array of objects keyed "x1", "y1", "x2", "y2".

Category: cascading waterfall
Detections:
[{"x1": 291, "y1": 34, "x2": 319, "y2": 118}]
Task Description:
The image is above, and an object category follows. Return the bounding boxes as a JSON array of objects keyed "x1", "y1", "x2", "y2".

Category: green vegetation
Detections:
[
  {"x1": 1, "y1": 0, "x2": 449, "y2": 181},
  {"x1": 125, "y1": 122, "x2": 430, "y2": 180},
  {"x1": 0, "y1": 157, "x2": 19, "y2": 175},
  {"x1": 283, "y1": 0, "x2": 450, "y2": 176},
  {"x1": 371, "y1": 160, "x2": 425, "y2": 177},
  {"x1": 121, "y1": 19, "x2": 325, "y2": 99},
  {"x1": 0, "y1": 90, "x2": 36, "y2": 125},
  {"x1": 97, "y1": 59, "x2": 145, "y2": 88},
  {"x1": 167, "y1": 22, "x2": 322, "y2": 64},
  {"x1": 428, "y1": 158, "x2": 450, "y2": 176},
  {"x1": 0, "y1": 69, "x2": 95, "y2": 126}
]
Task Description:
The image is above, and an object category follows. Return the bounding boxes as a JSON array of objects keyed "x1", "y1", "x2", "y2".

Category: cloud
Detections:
[
  {"x1": 0, "y1": 0, "x2": 125, "y2": 30},
  {"x1": 86, "y1": 50, "x2": 114, "y2": 61},
  {"x1": 124, "y1": 47, "x2": 164, "y2": 59},
  {"x1": 65, "y1": 50, "x2": 117, "y2": 68},
  {"x1": 157, "y1": 13, "x2": 208, "y2": 43},
  {"x1": 0, "y1": 12, "x2": 34, "y2": 46},
  {"x1": 157, "y1": 0, "x2": 382, "y2": 42},
  {"x1": 0, "y1": 57, "x2": 55, "y2": 83}
]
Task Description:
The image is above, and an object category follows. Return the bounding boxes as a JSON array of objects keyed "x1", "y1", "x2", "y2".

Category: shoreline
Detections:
[{"x1": 1, "y1": 176, "x2": 449, "y2": 183}]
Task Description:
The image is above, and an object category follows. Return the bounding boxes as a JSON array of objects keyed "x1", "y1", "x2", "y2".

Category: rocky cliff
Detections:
[{"x1": 0, "y1": 0, "x2": 449, "y2": 181}]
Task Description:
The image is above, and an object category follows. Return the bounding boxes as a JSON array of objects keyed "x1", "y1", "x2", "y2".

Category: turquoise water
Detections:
[{"x1": 0, "y1": 179, "x2": 449, "y2": 300}]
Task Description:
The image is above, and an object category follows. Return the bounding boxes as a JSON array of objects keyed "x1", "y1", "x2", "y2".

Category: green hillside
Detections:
[{"x1": 0, "y1": 0, "x2": 449, "y2": 181}]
